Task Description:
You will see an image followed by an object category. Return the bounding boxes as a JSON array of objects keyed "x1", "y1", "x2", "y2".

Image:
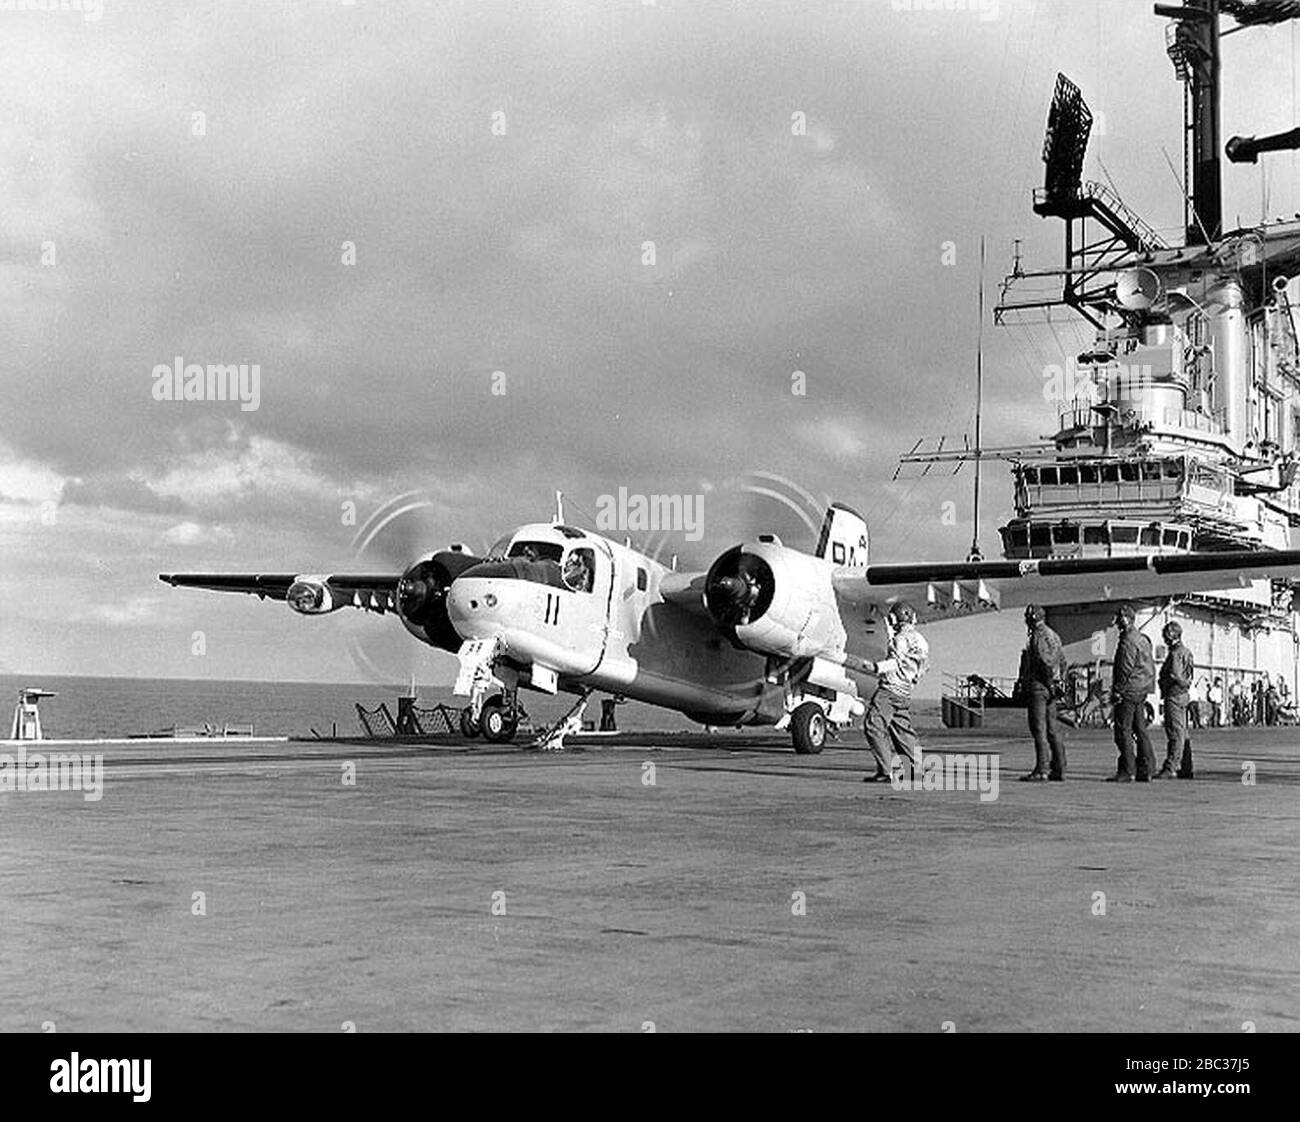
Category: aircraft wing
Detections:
[
  {"x1": 159, "y1": 572, "x2": 401, "y2": 611},
  {"x1": 833, "y1": 549, "x2": 1300, "y2": 623}
]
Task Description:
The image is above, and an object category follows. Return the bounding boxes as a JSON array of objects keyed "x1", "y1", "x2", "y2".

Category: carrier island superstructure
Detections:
[{"x1": 910, "y1": 0, "x2": 1300, "y2": 711}]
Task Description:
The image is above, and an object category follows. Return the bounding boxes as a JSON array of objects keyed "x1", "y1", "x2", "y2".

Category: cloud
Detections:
[
  {"x1": 161, "y1": 520, "x2": 233, "y2": 546},
  {"x1": 0, "y1": 451, "x2": 64, "y2": 505},
  {"x1": 90, "y1": 596, "x2": 162, "y2": 627}
]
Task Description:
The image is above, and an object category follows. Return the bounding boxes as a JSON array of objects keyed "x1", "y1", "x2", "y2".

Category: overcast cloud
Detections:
[{"x1": 2, "y1": 0, "x2": 1296, "y2": 686}]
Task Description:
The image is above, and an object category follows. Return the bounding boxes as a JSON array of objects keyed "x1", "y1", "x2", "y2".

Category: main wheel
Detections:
[
  {"x1": 459, "y1": 706, "x2": 480, "y2": 738},
  {"x1": 790, "y1": 702, "x2": 827, "y2": 755},
  {"x1": 480, "y1": 696, "x2": 519, "y2": 743}
]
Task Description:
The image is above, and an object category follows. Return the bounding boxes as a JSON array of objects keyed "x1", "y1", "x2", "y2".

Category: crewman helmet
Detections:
[{"x1": 888, "y1": 601, "x2": 917, "y2": 627}]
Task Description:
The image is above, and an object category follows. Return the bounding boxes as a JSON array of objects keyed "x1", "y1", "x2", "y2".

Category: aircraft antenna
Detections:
[{"x1": 554, "y1": 490, "x2": 565, "y2": 525}]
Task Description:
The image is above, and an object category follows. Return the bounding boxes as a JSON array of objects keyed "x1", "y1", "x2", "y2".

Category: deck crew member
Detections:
[
  {"x1": 1108, "y1": 604, "x2": 1157, "y2": 782},
  {"x1": 1017, "y1": 604, "x2": 1067, "y2": 782},
  {"x1": 861, "y1": 601, "x2": 929, "y2": 783},
  {"x1": 1154, "y1": 621, "x2": 1194, "y2": 780},
  {"x1": 1190, "y1": 674, "x2": 1207, "y2": 729}
]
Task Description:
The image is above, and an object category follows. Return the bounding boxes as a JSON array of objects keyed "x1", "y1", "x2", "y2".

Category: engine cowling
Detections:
[
  {"x1": 704, "y1": 541, "x2": 846, "y2": 658},
  {"x1": 396, "y1": 549, "x2": 482, "y2": 651}
]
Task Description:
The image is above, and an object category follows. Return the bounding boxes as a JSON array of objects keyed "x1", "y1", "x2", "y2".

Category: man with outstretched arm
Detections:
[{"x1": 860, "y1": 601, "x2": 930, "y2": 783}]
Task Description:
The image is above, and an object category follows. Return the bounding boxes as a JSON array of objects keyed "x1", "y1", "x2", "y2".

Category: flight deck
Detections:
[{"x1": 2, "y1": 725, "x2": 1296, "y2": 1032}]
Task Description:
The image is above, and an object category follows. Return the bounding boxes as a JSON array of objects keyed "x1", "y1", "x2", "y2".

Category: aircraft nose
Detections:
[{"x1": 446, "y1": 576, "x2": 505, "y2": 640}]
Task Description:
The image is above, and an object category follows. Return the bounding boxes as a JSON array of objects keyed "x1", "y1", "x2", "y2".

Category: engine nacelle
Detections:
[
  {"x1": 396, "y1": 549, "x2": 482, "y2": 652},
  {"x1": 704, "y1": 540, "x2": 846, "y2": 659},
  {"x1": 287, "y1": 576, "x2": 342, "y2": 615}
]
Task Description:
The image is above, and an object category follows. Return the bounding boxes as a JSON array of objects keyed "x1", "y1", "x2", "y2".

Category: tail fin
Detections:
[{"x1": 815, "y1": 503, "x2": 869, "y2": 568}]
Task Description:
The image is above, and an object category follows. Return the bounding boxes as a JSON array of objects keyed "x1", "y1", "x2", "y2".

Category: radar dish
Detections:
[{"x1": 1116, "y1": 267, "x2": 1162, "y2": 311}]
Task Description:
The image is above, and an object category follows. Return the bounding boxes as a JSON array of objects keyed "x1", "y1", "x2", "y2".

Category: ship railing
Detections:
[
  {"x1": 1079, "y1": 181, "x2": 1168, "y2": 252},
  {"x1": 1056, "y1": 402, "x2": 1224, "y2": 436}
]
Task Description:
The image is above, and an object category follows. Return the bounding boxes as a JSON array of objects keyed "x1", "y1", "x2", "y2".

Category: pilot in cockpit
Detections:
[{"x1": 562, "y1": 550, "x2": 593, "y2": 593}]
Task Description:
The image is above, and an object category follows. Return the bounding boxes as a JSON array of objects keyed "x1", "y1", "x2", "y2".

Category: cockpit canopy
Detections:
[{"x1": 471, "y1": 532, "x2": 596, "y2": 592}]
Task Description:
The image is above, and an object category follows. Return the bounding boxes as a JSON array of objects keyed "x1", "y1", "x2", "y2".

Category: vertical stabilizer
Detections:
[{"x1": 814, "y1": 503, "x2": 869, "y2": 568}]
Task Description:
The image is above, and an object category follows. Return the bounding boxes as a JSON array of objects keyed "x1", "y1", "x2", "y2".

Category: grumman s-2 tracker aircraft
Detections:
[{"x1": 161, "y1": 503, "x2": 1300, "y2": 753}]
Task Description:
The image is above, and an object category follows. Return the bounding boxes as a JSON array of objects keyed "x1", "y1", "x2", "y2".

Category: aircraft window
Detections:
[
  {"x1": 1142, "y1": 463, "x2": 1162, "y2": 481},
  {"x1": 487, "y1": 535, "x2": 513, "y2": 559},
  {"x1": 637, "y1": 568, "x2": 647, "y2": 592},
  {"x1": 1180, "y1": 531, "x2": 1191, "y2": 548},
  {"x1": 562, "y1": 548, "x2": 595, "y2": 593},
  {"x1": 1141, "y1": 526, "x2": 1161, "y2": 547},
  {"x1": 1102, "y1": 465, "x2": 1120, "y2": 483},
  {"x1": 1121, "y1": 464, "x2": 1140, "y2": 483},
  {"x1": 1083, "y1": 525, "x2": 1107, "y2": 545},
  {"x1": 1111, "y1": 525, "x2": 1139, "y2": 544},
  {"x1": 1054, "y1": 523, "x2": 1080, "y2": 544},
  {"x1": 508, "y1": 540, "x2": 564, "y2": 564},
  {"x1": 1030, "y1": 524, "x2": 1051, "y2": 549},
  {"x1": 1162, "y1": 529, "x2": 1180, "y2": 546},
  {"x1": 1023, "y1": 468, "x2": 1039, "y2": 485},
  {"x1": 1060, "y1": 467, "x2": 1078, "y2": 485},
  {"x1": 1005, "y1": 527, "x2": 1028, "y2": 549},
  {"x1": 1163, "y1": 460, "x2": 1184, "y2": 479},
  {"x1": 1080, "y1": 465, "x2": 1098, "y2": 483},
  {"x1": 1040, "y1": 467, "x2": 1059, "y2": 485}
]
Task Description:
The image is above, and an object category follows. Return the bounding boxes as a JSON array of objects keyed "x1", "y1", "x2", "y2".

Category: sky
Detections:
[{"x1": 2, "y1": 0, "x2": 1298, "y2": 694}]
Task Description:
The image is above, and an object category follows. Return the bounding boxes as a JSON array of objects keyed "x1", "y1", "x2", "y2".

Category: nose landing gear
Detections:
[
  {"x1": 459, "y1": 693, "x2": 522, "y2": 742},
  {"x1": 479, "y1": 695, "x2": 520, "y2": 742}
]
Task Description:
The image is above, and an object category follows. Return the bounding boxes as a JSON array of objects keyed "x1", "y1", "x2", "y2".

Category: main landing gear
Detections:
[
  {"x1": 459, "y1": 693, "x2": 521, "y2": 743},
  {"x1": 789, "y1": 701, "x2": 828, "y2": 755}
]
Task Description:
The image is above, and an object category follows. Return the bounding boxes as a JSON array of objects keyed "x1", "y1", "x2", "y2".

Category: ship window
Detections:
[
  {"x1": 1054, "y1": 524, "x2": 1079, "y2": 545},
  {"x1": 1141, "y1": 526, "x2": 1161, "y2": 547},
  {"x1": 1030, "y1": 524, "x2": 1051, "y2": 550},
  {"x1": 636, "y1": 567, "x2": 647, "y2": 592},
  {"x1": 1059, "y1": 467, "x2": 1078, "y2": 485},
  {"x1": 1102, "y1": 465, "x2": 1119, "y2": 483},
  {"x1": 1084, "y1": 525, "x2": 1107, "y2": 545},
  {"x1": 1142, "y1": 463, "x2": 1162, "y2": 481},
  {"x1": 1023, "y1": 468, "x2": 1039, "y2": 485},
  {"x1": 1040, "y1": 467, "x2": 1059, "y2": 485},
  {"x1": 1121, "y1": 464, "x2": 1140, "y2": 483},
  {"x1": 1111, "y1": 525, "x2": 1139, "y2": 544},
  {"x1": 1080, "y1": 465, "x2": 1099, "y2": 484},
  {"x1": 1162, "y1": 529, "x2": 1180, "y2": 546}
]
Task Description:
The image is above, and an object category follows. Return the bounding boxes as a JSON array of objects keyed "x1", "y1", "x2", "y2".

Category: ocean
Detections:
[{"x1": 0, "y1": 675, "x2": 703, "y2": 741}]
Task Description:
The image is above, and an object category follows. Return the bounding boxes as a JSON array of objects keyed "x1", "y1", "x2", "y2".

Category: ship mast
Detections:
[
  {"x1": 969, "y1": 236, "x2": 986, "y2": 563},
  {"x1": 1157, "y1": 0, "x2": 1222, "y2": 244}
]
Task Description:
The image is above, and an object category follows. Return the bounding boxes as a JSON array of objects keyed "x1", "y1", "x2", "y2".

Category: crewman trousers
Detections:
[{"x1": 865, "y1": 688, "x2": 922, "y2": 775}]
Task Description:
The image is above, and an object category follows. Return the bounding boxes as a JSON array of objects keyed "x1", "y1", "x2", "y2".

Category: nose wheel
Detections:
[{"x1": 480, "y1": 695, "x2": 520, "y2": 743}]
